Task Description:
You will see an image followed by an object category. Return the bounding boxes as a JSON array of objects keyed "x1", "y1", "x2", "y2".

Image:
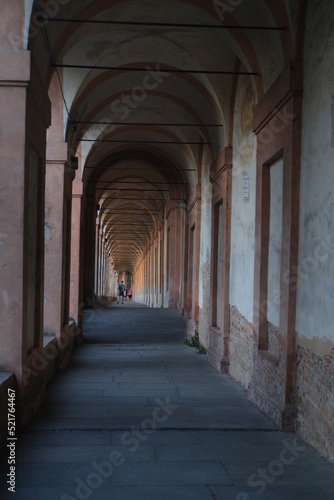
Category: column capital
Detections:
[
  {"x1": 46, "y1": 142, "x2": 67, "y2": 163},
  {"x1": 166, "y1": 200, "x2": 187, "y2": 220},
  {"x1": 65, "y1": 164, "x2": 76, "y2": 182},
  {"x1": 0, "y1": 51, "x2": 31, "y2": 86},
  {"x1": 187, "y1": 185, "x2": 201, "y2": 214},
  {"x1": 72, "y1": 179, "x2": 83, "y2": 198},
  {"x1": 253, "y1": 60, "x2": 303, "y2": 135},
  {"x1": 210, "y1": 147, "x2": 233, "y2": 183},
  {"x1": 168, "y1": 199, "x2": 187, "y2": 210}
]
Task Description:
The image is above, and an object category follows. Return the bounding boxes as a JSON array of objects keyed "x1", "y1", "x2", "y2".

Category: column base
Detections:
[
  {"x1": 207, "y1": 347, "x2": 229, "y2": 373},
  {"x1": 207, "y1": 328, "x2": 229, "y2": 373},
  {"x1": 248, "y1": 382, "x2": 297, "y2": 431}
]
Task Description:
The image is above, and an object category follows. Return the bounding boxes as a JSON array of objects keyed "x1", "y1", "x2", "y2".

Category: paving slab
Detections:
[
  {"x1": 112, "y1": 460, "x2": 233, "y2": 486},
  {"x1": 1, "y1": 303, "x2": 334, "y2": 500}
]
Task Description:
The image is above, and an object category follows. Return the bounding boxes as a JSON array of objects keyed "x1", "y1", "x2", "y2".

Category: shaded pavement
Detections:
[{"x1": 1, "y1": 302, "x2": 334, "y2": 499}]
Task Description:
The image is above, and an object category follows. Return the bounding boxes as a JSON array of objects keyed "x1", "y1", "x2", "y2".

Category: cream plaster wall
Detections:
[{"x1": 229, "y1": 77, "x2": 257, "y2": 323}]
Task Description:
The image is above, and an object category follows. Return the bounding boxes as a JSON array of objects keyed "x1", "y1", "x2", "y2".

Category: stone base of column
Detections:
[
  {"x1": 207, "y1": 348, "x2": 229, "y2": 373},
  {"x1": 207, "y1": 329, "x2": 229, "y2": 373},
  {"x1": 247, "y1": 382, "x2": 297, "y2": 431},
  {"x1": 16, "y1": 325, "x2": 82, "y2": 430},
  {"x1": 186, "y1": 318, "x2": 198, "y2": 340},
  {"x1": 18, "y1": 371, "x2": 46, "y2": 429}
]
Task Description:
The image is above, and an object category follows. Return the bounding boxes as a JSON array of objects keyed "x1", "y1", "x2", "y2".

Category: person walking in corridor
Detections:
[{"x1": 117, "y1": 281, "x2": 124, "y2": 304}]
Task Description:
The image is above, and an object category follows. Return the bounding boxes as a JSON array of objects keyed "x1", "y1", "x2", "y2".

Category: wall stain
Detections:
[{"x1": 241, "y1": 83, "x2": 255, "y2": 136}]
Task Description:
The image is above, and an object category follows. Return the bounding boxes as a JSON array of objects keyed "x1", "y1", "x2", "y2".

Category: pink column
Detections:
[
  {"x1": 99, "y1": 228, "x2": 103, "y2": 297},
  {"x1": 0, "y1": 51, "x2": 51, "y2": 392},
  {"x1": 82, "y1": 197, "x2": 96, "y2": 303},
  {"x1": 44, "y1": 69, "x2": 75, "y2": 345},
  {"x1": 0, "y1": 52, "x2": 31, "y2": 380},
  {"x1": 70, "y1": 177, "x2": 83, "y2": 325},
  {"x1": 44, "y1": 147, "x2": 67, "y2": 340},
  {"x1": 94, "y1": 220, "x2": 100, "y2": 296},
  {"x1": 167, "y1": 201, "x2": 187, "y2": 311}
]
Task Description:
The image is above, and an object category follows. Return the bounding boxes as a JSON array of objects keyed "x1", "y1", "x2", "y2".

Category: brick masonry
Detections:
[
  {"x1": 228, "y1": 306, "x2": 254, "y2": 389},
  {"x1": 198, "y1": 257, "x2": 212, "y2": 349},
  {"x1": 296, "y1": 345, "x2": 334, "y2": 464},
  {"x1": 248, "y1": 346, "x2": 288, "y2": 428},
  {"x1": 198, "y1": 307, "x2": 210, "y2": 349},
  {"x1": 207, "y1": 327, "x2": 229, "y2": 373},
  {"x1": 268, "y1": 321, "x2": 279, "y2": 357},
  {"x1": 186, "y1": 317, "x2": 198, "y2": 341},
  {"x1": 229, "y1": 307, "x2": 294, "y2": 430},
  {"x1": 227, "y1": 307, "x2": 334, "y2": 462}
]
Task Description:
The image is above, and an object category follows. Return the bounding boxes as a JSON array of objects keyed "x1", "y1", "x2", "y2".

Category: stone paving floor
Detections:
[{"x1": 1, "y1": 301, "x2": 334, "y2": 499}]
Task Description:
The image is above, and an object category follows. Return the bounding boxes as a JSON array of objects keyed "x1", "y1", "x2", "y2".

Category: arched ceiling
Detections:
[{"x1": 28, "y1": 0, "x2": 297, "y2": 275}]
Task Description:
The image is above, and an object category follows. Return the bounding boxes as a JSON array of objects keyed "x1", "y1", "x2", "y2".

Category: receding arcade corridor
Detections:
[
  {"x1": 1, "y1": 303, "x2": 333, "y2": 499},
  {"x1": 1, "y1": 2, "x2": 334, "y2": 496}
]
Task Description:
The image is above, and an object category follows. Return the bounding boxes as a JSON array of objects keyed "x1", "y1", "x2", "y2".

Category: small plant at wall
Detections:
[
  {"x1": 197, "y1": 344, "x2": 207, "y2": 355},
  {"x1": 184, "y1": 337, "x2": 207, "y2": 355}
]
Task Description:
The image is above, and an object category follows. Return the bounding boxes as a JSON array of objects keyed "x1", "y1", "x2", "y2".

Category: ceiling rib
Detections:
[
  {"x1": 53, "y1": 63, "x2": 257, "y2": 76},
  {"x1": 40, "y1": 17, "x2": 286, "y2": 31},
  {"x1": 85, "y1": 167, "x2": 196, "y2": 171},
  {"x1": 81, "y1": 139, "x2": 210, "y2": 145},
  {"x1": 77, "y1": 121, "x2": 223, "y2": 127}
]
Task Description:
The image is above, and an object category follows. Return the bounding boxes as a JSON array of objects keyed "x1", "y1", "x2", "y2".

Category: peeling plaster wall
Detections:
[
  {"x1": 297, "y1": 0, "x2": 334, "y2": 352},
  {"x1": 229, "y1": 77, "x2": 257, "y2": 324},
  {"x1": 228, "y1": 77, "x2": 257, "y2": 386},
  {"x1": 296, "y1": 0, "x2": 334, "y2": 463}
]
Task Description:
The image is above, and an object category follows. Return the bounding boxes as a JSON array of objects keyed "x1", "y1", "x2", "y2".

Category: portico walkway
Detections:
[{"x1": 1, "y1": 303, "x2": 334, "y2": 499}]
